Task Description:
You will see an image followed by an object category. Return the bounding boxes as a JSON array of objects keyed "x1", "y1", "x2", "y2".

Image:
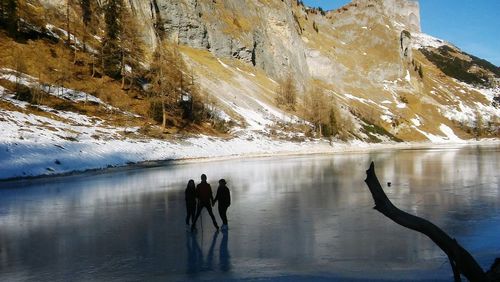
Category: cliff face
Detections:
[
  {"x1": 128, "y1": 0, "x2": 422, "y2": 85},
  {"x1": 127, "y1": 0, "x2": 309, "y2": 84},
  {"x1": 380, "y1": 0, "x2": 420, "y2": 32}
]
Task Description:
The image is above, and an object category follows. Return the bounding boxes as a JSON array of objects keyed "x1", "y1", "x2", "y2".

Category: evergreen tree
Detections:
[
  {"x1": 80, "y1": 0, "x2": 91, "y2": 27},
  {"x1": 79, "y1": 0, "x2": 92, "y2": 53},
  {"x1": 0, "y1": 0, "x2": 18, "y2": 37},
  {"x1": 102, "y1": 0, "x2": 124, "y2": 78}
]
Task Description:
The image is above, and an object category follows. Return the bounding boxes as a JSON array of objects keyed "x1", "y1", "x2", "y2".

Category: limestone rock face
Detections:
[
  {"x1": 382, "y1": 0, "x2": 421, "y2": 32},
  {"x1": 129, "y1": 0, "x2": 310, "y2": 84},
  {"x1": 39, "y1": 0, "x2": 420, "y2": 87}
]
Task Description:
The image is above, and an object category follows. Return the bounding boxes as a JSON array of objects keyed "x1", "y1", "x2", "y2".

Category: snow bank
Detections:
[{"x1": 0, "y1": 107, "x2": 337, "y2": 180}]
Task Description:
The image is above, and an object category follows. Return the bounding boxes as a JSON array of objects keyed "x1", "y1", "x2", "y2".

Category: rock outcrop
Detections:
[{"x1": 127, "y1": 0, "x2": 310, "y2": 84}]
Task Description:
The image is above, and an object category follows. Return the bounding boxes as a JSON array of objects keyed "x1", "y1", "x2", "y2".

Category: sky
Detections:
[{"x1": 302, "y1": 0, "x2": 500, "y2": 66}]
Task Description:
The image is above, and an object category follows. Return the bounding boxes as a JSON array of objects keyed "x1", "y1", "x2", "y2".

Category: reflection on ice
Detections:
[
  {"x1": 0, "y1": 144, "x2": 499, "y2": 281},
  {"x1": 186, "y1": 231, "x2": 231, "y2": 276}
]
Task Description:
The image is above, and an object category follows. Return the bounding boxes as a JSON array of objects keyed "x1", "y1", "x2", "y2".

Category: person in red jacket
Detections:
[{"x1": 191, "y1": 174, "x2": 219, "y2": 232}]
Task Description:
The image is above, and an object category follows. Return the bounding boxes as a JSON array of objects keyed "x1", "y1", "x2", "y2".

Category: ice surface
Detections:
[{"x1": 1, "y1": 145, "x2": 499, "y2": 281}]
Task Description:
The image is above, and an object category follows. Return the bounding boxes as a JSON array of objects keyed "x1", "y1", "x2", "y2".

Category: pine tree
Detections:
[
  {"x1": 102, "y1": 0, "x2": 124, "y2": 78},
  {"x1": 80, "y1": 0, "x2": 91, "y2": 26},
  {"x1": 0, "y1": 0, "x2": 18, "y2": 37},
  {"x1": 79, "y1": 0, "x2": 91, "y2": 52}
]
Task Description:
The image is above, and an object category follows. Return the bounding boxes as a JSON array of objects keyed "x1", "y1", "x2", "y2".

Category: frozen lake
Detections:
[{"x1": 0, "y1": 144, "x2": 499, "y2": 281}]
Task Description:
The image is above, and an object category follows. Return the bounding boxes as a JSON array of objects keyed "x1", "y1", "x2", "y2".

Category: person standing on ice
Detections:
[
  {"x1": 213, "y1": 179, "x2": 231, "y2": 231},
  {"x1": 185, "y1": 179, "x2": 197, "y2": 228},
  {"x1": 191, "y1": 174, "x2": 219, "y2": 232}
]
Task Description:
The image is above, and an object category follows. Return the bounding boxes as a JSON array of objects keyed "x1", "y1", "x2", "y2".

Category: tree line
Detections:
[
  {"x1": 0, "y1": 0, "x2": 18, "y2": 37},
  {"x1": 1, "y1": 0, "x2": 222, "y2": 132},
  {"x1": 84, "y1": 0, "x2": 221, "y2": 130}
]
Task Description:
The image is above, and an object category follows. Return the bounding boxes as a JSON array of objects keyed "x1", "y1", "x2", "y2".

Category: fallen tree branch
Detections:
[{"x1": 364, "y1": 162, "x2": 487, "y2": 281}]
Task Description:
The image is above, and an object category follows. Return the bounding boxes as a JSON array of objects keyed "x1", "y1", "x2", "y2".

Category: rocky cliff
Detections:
[
  {"x1": 126, "y1": 0, "x2": 421, "y2": 83},
  {"x1": 126, "y1": 0, "x2": 310, "y2": 85}
]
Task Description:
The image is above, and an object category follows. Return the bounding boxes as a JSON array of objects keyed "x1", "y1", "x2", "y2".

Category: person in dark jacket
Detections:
[
  {"x1": 191, "y1": 174, "x2": 219, "y2": 232},
  {"x1": 185, "y1": 179, "x2": 197, "y2": 227},
  {"x1": 213, "y1": 179, "x2": 231, "y2": 231}
]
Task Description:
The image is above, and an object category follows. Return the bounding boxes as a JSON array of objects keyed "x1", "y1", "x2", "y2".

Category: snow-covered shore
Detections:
[{"x1": 1, "y1": 126, "x2": 498, "y2": 181}]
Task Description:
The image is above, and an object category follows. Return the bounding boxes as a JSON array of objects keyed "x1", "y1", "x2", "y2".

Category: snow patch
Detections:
[
  {"x1": 439, "y1": 124, "x2": 463, "y2": 142},
  {"x1": 217, "y1": 58, "x2": 230, "y2": 69},
  {"x1": 412, "y1": 32, "x2": 447, "y2": 49},
  {"x1": 380, "y1": 114, "x2": 392, "y2": 123},
  {"x1": 0, "y1": 68, "x2": 109, "y2": 106},
  {"x1": 411, "y1": 116, "x2": 422, "y2": 127},
  {"x1": 396, "y1": 103, "x2": 407, "y2": 109},
  {"x1": 405, "y1": 70, "x2": 411, "y2": 83}
]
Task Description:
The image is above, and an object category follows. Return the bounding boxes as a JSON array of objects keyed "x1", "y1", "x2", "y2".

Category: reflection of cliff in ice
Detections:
[{"x1": 0, "y1": 144, "x2": 499, "y2": 281}]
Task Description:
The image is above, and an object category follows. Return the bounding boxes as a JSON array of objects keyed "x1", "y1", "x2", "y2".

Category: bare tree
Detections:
[
  {"x1": 275, "y1": 72, "x2": 297, "y2": 111},
  {"x1": 304, "y1": 86, "x2": 330, "y2": 136},
  {"x1": 119, "y1": 6, "x2": 145, "y2": 89},
  {"x1": 147, "y1": 42, "x2": 184, "y2": 129},
  {"x1": 364, "y1": 162, "x2": 489, "y2": 282}
]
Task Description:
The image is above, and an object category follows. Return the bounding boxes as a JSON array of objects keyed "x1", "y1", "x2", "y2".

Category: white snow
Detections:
[
  {"x1": 412, "y1": 124, "x2": 464, "y2": 143},
  {"x1": 411, "y1": 116, "x2": 422, "y2": 127},
  {"x1": 412, "y1": 32, "x2": 447, "y2": 49},
  {"x1": 236, "y1": 67, "x2": 256, "y2": 77},
  {"x1": 0, "y1": 68, "x2": 108, "y2": 106},
  {"x1": 217, "y1": 58, "x2": 230, "y2": 69},
  {"x1": 396, "y1": 102, "x2": 407, "y2": 109},
  {"x1": 380, "y1": 114, "x2": 392, "y2": 123},
  {"x1": 45, "y1": 24, "x2": 98, "y2": 54},
  {"x1": 344, "y1": 93, "x2": 370, "y2": 104},
  {"x1": 405, "y1": 70, "x2": 411, "y2": 83},
  {"x1": 0, "y1": 104, "x2": 338, "y2": 180},
  {"x1": 413, "y1": 127, "x2": 444, "y2": 143},
  {"x1": 439, "y1": 124, "x2": 463, "y2": 142}
]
